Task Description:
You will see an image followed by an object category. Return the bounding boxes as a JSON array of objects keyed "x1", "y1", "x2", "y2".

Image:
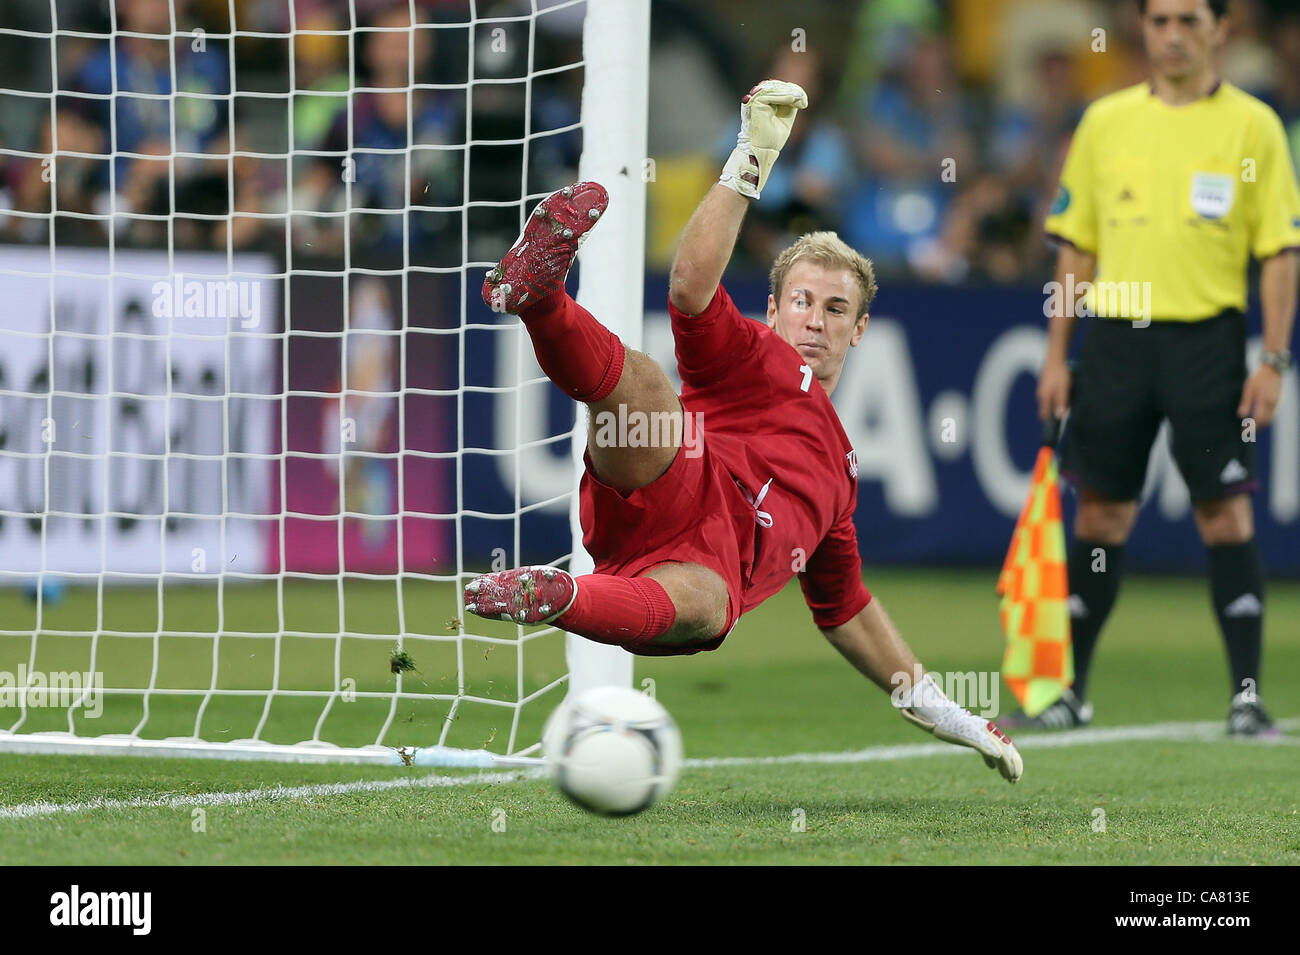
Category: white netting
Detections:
[{"x1": 0, "y1": 0, "x2": 637, "y2": 763}]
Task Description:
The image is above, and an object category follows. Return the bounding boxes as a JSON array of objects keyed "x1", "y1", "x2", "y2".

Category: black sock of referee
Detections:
[
  {"x1": 1067, "y1": 538, "x2": 1126, "y2": 702},
  {"x1": 1207, "y1": 540, "x2": 1264, "y2": 700}
]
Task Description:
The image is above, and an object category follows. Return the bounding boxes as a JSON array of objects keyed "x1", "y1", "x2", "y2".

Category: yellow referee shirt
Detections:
[{"x1": 1045, "y1": 81, "x2": 1300, "y2": 321}]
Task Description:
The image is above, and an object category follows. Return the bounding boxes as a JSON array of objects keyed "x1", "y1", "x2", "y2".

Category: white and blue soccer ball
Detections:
[{"x1": 542, "y1": 685, "x2": 683, "y2": 816}]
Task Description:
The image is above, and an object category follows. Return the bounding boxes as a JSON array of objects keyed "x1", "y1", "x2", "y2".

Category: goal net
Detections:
[{"x1": 0, "y1": 0, "x2": 645, "y2": 764}]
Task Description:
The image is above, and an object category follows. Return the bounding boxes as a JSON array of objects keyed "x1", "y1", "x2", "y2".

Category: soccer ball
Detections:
[{"x1": 542, "y1": 685, "x2": 683, "y2": 816}]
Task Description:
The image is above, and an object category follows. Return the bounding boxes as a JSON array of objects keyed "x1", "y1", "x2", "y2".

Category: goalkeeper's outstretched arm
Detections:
[
  {"x1": 822, "y1": 600, "x2": 1024, "y2": 783},
  {"x1": 668, "y1": 79, "x2": 808, "y2": 316},
  {"x1": 669, "y1": 185, "x2": 749, "y2": 316},
  {"x1": 820, "y1": 599, "x2": 920, "y2": 693}
]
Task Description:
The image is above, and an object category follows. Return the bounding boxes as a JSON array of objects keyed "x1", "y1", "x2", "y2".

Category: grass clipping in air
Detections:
[{"x1": 389, "y1": 648, "x2": 417, "y2": 675}]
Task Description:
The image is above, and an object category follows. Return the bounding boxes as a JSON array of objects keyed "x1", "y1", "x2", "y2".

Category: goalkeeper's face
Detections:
[{"x1": 766, "y1": 261, "x2": 868, "y2": 392}]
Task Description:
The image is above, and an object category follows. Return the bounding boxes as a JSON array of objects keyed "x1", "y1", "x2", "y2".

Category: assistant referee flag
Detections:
[{"x1": 998, "y1": 429, "x2": 1072, "y2": 717}]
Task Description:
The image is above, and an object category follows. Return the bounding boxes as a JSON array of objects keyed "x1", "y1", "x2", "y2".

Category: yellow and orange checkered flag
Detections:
[{"x1": 997, "y1": 418, "x2": 1073, "y2": 717}]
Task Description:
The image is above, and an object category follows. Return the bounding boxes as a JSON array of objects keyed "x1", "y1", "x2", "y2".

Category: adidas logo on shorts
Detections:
[{"x1": 1219, "y1": 459, "x2": 1248, "y2": 484}]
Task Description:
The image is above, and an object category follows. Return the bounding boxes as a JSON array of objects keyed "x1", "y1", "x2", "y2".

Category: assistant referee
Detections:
[{"x1": 1010, "y1": 0, "x2": 1300, "y2": 735}]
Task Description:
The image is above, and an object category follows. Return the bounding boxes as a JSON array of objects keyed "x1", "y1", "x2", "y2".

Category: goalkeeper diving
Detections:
[{"x1": 466, "y1": 81, "x2": 1023, "y2": 783}]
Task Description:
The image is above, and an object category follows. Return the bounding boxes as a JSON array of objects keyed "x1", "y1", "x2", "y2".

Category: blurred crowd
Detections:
[
  {"x1": 0, "y1": 0, "x2": 582, "y2": 269},
  {"x1": 2, "y1": 0, "x2": 1299, "y2": 284},
  {"x1": 674, "y1": 0, "x2": 1300, "y2": 283}
]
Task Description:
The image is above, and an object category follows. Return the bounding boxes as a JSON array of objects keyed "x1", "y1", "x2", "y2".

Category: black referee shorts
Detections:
[{"x1": 1061, "y1": 310, "x2": 1256, "y2": 503}]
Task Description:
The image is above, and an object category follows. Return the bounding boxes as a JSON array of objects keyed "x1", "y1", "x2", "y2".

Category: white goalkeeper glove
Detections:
[
  {"x1": 896, "y1": 673, "x2": 1024, "y2": 783},
  {"x1": 718, "y1": 79, "x2": 808, "y2": 201}
]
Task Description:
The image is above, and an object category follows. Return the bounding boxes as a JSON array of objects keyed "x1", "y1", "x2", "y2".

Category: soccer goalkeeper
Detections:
[{"x1": 466, "y1": 81, "x2": 1023, "y2": 782}]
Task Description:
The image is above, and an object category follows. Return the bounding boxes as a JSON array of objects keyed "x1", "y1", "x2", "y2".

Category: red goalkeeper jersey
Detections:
[
  {"x1": 670, "y1": 283, "x2": 871, "y2": 627},
  {"x1": 579, "y1": 282, "x2": 870, "y2": 650}
]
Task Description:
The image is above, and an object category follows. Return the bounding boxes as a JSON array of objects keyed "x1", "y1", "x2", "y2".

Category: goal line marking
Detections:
[
  {"x1": 0, "y1": 769, "x2": 538, "y2": 821},
  {"x1": 684, "y1": 716, "x2": 1299, "y2": 768},
  {"x1": 0, "y1": 717, "x2": 1292, "y2": 820}
]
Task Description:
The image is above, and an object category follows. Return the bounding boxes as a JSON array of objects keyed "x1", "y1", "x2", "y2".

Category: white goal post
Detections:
[
  {"x1": 0, "y1": 0, "x2": 647, "y2": 765},
  {"x1": 567, "y1": 0, "x2": 646, "y2": 699}
]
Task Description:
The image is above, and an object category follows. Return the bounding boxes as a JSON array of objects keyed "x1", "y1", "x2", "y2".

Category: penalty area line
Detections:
[{"x1": 0, "y1": 717, "x2": 1292, "y2": 820}]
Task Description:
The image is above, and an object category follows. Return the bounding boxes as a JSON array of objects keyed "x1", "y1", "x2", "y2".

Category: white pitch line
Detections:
[
  {"x1": 683, "y1": 716, "x2": 1299, "y2": 768},
  {"x1": 0, "y1": 717, "x2": 1292, "y2": 820},
  {"x1": 0, "y1": 769, "x2": 544, "y2": 821}
]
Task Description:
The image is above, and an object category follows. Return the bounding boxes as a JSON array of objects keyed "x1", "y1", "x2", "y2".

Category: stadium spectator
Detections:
[
  {"x1": 834, "y1": 0, "x2": 942, "y2": 113},
  {"x1": 912, "y1": 42, "x2": 1091, "y2": 284},
  {"x1": 841, "y1": 30, "x2": 975, "y2": 272},
  {"x1": 292, "y1": 11, "x2": 351, "y2": 153},
  {"x1": 73, "y1": 0, "x2": 230, "y2": 184},
  {"x1": 216, "y1": 125, "x2": 287, "y2": 252},
  {"x1": 902, "y1": 43, "x2": 1092, "y2": 284},
  {"x1": 990, "y1": 0, "x2": 1109, "y2": 105},
  {"x1": 910, "y1": 173, "x2": 1036, "y2": 284},
  {"x1": 457, "y1": 5, "x2": 581, "y2": 262},
  {"x1": 3, "y1": 106, "x2": 107, "y2": 246},
  {"x1": 990, "y1": 45, "x2": 1087, "y2": 193},
  {"x1": 298, "y1": 4, "x2": 462, "y2": 259}
]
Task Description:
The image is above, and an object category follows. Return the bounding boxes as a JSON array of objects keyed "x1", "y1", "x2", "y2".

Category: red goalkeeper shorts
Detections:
[{"x1": 577, "y1": 439, "x2": 755, "y2": 655}]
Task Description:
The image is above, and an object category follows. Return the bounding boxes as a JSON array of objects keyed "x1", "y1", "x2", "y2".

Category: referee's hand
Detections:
[
  {"x1": 1238, "y1": 365, "x2": 1283, "y2": 428},
  {"x1": 1037, "y1": 358, "x2": 1071, "y2": 422}
]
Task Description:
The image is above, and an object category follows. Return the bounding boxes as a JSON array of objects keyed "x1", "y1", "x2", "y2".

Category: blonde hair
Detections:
[{"x1": 769, "y1": 231, "x2": 878, "y2": 318}]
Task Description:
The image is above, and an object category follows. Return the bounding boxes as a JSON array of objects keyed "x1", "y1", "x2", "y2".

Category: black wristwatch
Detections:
[{"x1": 1261, "y1": 349, "x2": 1293, "y2": 372}]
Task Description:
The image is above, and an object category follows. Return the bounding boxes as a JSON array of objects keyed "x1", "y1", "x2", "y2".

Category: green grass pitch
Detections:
[{"x1": 0, "y1": 568, "x2": 1296, "y2": 865}]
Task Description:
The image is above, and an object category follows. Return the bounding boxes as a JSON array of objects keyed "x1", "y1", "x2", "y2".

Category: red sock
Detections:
[
  {"x1": 557, "y1": 574, "x2": 677, "y2": 649},
  {"x1": 518, "y1": 292, "x2": 625, "y2": 402}
]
